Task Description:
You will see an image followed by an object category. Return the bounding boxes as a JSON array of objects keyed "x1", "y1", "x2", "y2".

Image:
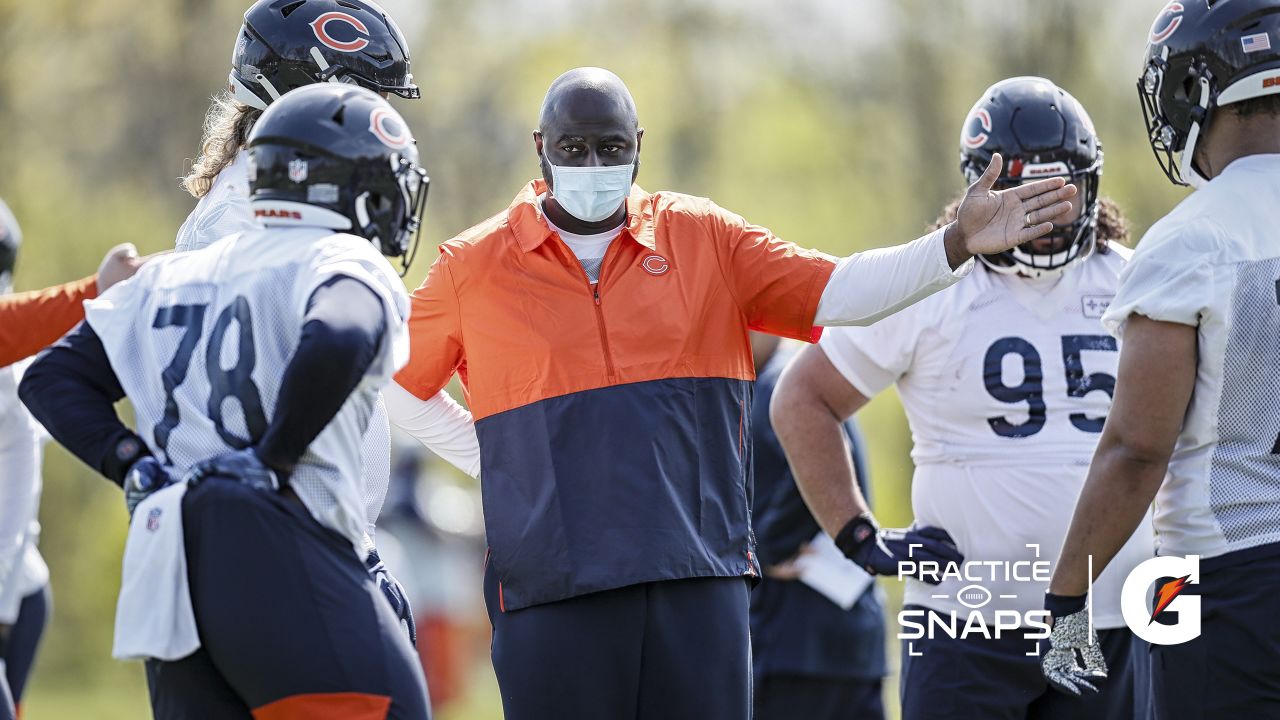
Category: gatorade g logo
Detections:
[
  {"x1": 310, "y1": 12, "x2": 371, "y2": 53},
  {"x1": 1121, "y1": 555, "x2": 1200, "y2": 645}
]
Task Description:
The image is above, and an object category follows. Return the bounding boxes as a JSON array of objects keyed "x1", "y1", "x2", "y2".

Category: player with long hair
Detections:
[
  {"x1": 21, "y1": 85, "x2": 433, "y2": 719},
  {"x1": 174, "y1": 0, "x2": 481, "y2": 652},
  {"x1": 772, "y1": 77, "x2": 1153, "y2": 720}
]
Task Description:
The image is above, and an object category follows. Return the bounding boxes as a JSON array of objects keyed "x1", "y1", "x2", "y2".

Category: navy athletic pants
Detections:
[
  {"x1": 1151, "y1": 549, "x2": 1280, "y2": 719},
  {"x1": 754, "y1": 674, "x2": 883, "y2": 720},
  {"x1": 145, "y1": 477, "x2": 430, "y2": 720},
  {"x1": 899, "y1": 605, "x2": 1150, "y2": 720},
  {"x1": 5, "y1": 586, "x2": 51, "y2": 707},
  {"x1": 484, "y1": 563, "x2": 751, "y2": 720}
]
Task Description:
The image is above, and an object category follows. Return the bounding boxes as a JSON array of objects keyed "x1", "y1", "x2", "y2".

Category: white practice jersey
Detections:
[
  {"x1": 87, "y1": 228, "x2": 409, "y2": 550},
  {"x1": 820, "y1": 252, "x2": 1153, "y2": 627},
  {"x1": 1104, "y1": 154, "x2": 1280, "y2": 563},
  {"x1": 175, "y1": 151, "x2": 394, "y2": 540},
  {"x1": 0, "y1": 362, "x2": 49, "y2": 623},
  {"x1": 174, "y1": 151, "x2": 255, "y2": 254}
]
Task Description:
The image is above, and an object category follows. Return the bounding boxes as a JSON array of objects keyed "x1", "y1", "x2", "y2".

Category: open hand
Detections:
[{"x1": 944, "y1": 153, "x2": 1078, "y2": 267}]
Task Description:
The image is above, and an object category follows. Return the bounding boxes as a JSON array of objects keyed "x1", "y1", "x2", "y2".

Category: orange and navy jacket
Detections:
[
  {"x1": 0, "y1": 274, "x2": 97, "y2": 369},
  {"x1": 396, "y1": 180, "x2": 836, "y2": 610}
]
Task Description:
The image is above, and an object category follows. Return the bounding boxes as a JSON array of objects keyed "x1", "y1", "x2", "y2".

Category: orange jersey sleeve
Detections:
[
  {"x1": 394, "y1": 249, "x2": 465, "y2": 401},
  {"x1": 0, "y1": 274, "x2": 97, "y2": 368},
  {"x1": 704, "y1": 200, "x2": 837, "y2": 343}
]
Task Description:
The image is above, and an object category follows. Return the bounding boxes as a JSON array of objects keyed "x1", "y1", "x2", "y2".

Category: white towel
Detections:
[
  {"x1": 794, "y1": 531, "x2": 875, "y2": 611},
  {"x1": 112, "y1": 483, "x2": 200, "y2": 661}
]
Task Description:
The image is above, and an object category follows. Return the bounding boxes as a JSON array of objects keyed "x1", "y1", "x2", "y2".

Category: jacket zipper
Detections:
[
  {"x1": 592, "y1": 286, "x2": 617, "y2": 380},
  {"x1": 564, "y1": 236, "x2": 622, "y2": 382}
]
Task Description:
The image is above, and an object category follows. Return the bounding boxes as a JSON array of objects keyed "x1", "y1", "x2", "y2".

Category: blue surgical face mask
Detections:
[{"x1": 544, "y1": 155, "x2": 634, "y2": 223}]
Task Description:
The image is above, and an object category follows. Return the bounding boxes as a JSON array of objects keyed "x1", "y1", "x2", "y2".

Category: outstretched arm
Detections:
[
  {"x1": 0, "y1": 277, "x2": 98, "y2": 369},
  {"x1": 0, "y1": 244, "x2": 146, "y2": 369},
  {"x1": 814, "y1": 154, "x2": 1077, "y2": 327}
]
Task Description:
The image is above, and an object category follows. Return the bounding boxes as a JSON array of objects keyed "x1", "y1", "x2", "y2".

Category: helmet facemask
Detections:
[
  {"x1": 355, "y1": 152, "x2": 428, "y2": 276},
  {"x1": 1138, "y1": 46, "x2": 1214, "y2": 188},
  {"x1": 972, "y1": 159, "x2": 1101, "y2": 279}
]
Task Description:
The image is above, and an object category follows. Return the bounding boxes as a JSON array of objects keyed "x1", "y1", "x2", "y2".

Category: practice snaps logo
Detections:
[
  {"x1": 1121, "y1": 555, "x2": 1200, "y2": 645},
  {"x1": 897, "y1": 544, "x2": 1053, "y2": 657}
]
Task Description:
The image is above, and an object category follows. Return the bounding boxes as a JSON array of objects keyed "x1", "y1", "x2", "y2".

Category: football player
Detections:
[
  {"x1": 175, "y1": 0, "x2": 480, "y2": 646},
  {"x1": 0, "y1": 205, "x2": 52, "y2": 720},
  {"x1": 771, "y1": 77, "x2": 1153, "y2": 720},
  {"x1": 20, "y1": 86, "x2": 432, "y2": 719},
  {"x1": 1045, "y1": 1, "x2": 1280, "y2": 716}
]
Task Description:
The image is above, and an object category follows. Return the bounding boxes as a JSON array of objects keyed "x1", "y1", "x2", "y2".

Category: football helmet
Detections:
[
  {"x1": 247, "y1": 84, "x2": 428, "y2": 273},
  {"x1": 0, "y1": 198, "x2": 22, "y2": 291},
  {"x1": 959, "y1": 76, "x2": 1102, "y2": 278},
  {"x1": 230, "y1": 0, "x2": 420, "y2": 111},
  {"x1": 1139, "y1": 0, "x2": 1280, "y2": 187}
]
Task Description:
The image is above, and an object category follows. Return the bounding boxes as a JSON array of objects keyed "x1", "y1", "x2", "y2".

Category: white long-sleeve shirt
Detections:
[{"x1": 385, "y1": 227, "x2": 972, "y2": 475}]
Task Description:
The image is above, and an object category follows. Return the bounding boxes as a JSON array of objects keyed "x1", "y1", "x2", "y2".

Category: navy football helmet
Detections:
[
  {"x1": 1139, "y1": 0, "x2": 1280, "y2": 187},
  {"x1": 0, "y1": 198, "x2": 21, "y2": 291},
  {"x1": 247, "y1": 84, "x2": 428, "y2": 274},
  {"x1": 959, "y1": 77, "x2": 1102, "y2": 278},
  {"x1": 230, "y1": 0, "x2": 420, "y2": 111}
]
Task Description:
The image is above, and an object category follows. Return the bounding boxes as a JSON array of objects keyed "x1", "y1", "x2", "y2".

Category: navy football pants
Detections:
[
  {"x1": 145, "y1": 477, "x2": 430, "y2": 720},
  {"x1": 754, "y1": 675, "x2": 883, "y2": 720},
  {"x1": 0, "y1": 585, "x2": 49, "y2": 719},
  {"x1": 484, "y1": 565, "x2": 751, "y2": 720},
  {"x1": 1151, "y1": 552, "x2": 1280, "y2": 719},
  {"x1": 899, "y1": 605, "x2": 1150, "y2": 720}
]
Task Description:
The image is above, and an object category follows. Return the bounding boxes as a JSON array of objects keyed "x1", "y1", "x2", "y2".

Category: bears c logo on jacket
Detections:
[
  {"x1": 642, "y1": 254, "x2": 670, "y2": 276},
  {"x1": 310, "y1": 11, "x2": 371, "y2": 53}
]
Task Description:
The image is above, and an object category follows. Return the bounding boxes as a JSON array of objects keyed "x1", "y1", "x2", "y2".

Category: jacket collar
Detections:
[{"x1": 508, "y1": 179, "x2": 656, "y2": 253}]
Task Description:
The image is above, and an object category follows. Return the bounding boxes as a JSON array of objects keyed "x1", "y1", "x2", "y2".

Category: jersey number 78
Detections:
[{"x1": 151, "y1": 297, "x2": 267, "y2": 464}]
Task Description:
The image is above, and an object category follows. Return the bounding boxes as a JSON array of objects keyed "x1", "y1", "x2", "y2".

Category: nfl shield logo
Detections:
[
  {"x1": 146, "y1": 507, "x2": 162, "y2": 532},
  {"x1": 288, "y1": 158, "x2": 309, "y2": 184}
]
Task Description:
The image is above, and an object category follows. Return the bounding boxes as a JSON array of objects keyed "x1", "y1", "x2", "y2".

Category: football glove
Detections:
[
  {"x1": 366, "y1": 549, "x2": 417, "y2": 647},
  {"x1": 1041, "y1": 591, "x2": 1107, "y2": 695},
  {"x1": 124, "y1": 457, "x2": 174, "y2": 516},
  {"x1": 184, "y1": 448, "x2": 280, "y2": 492},
  {"x1": 834, "y1": 513, "x2": 963, "y2": 585}
]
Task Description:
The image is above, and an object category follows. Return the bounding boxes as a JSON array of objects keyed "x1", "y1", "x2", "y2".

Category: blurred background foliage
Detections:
[{"x1": 0, "y1": 0, "x2": 1183, "y2": 717}]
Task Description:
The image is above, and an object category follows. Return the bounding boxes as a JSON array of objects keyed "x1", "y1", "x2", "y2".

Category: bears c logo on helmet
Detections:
[
  {"x1": 310, "y1": 11, "x2": 371, "y2": 53},
  {"x1": 369, "y1": 107, "x2": 411, "y2": 149},
  {"x1": 962, "y1": 109, "x2": 992, "y2": 149},
  {"x1": 1149, "y1": 1, "x2": 1184, "y2": 44}
]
